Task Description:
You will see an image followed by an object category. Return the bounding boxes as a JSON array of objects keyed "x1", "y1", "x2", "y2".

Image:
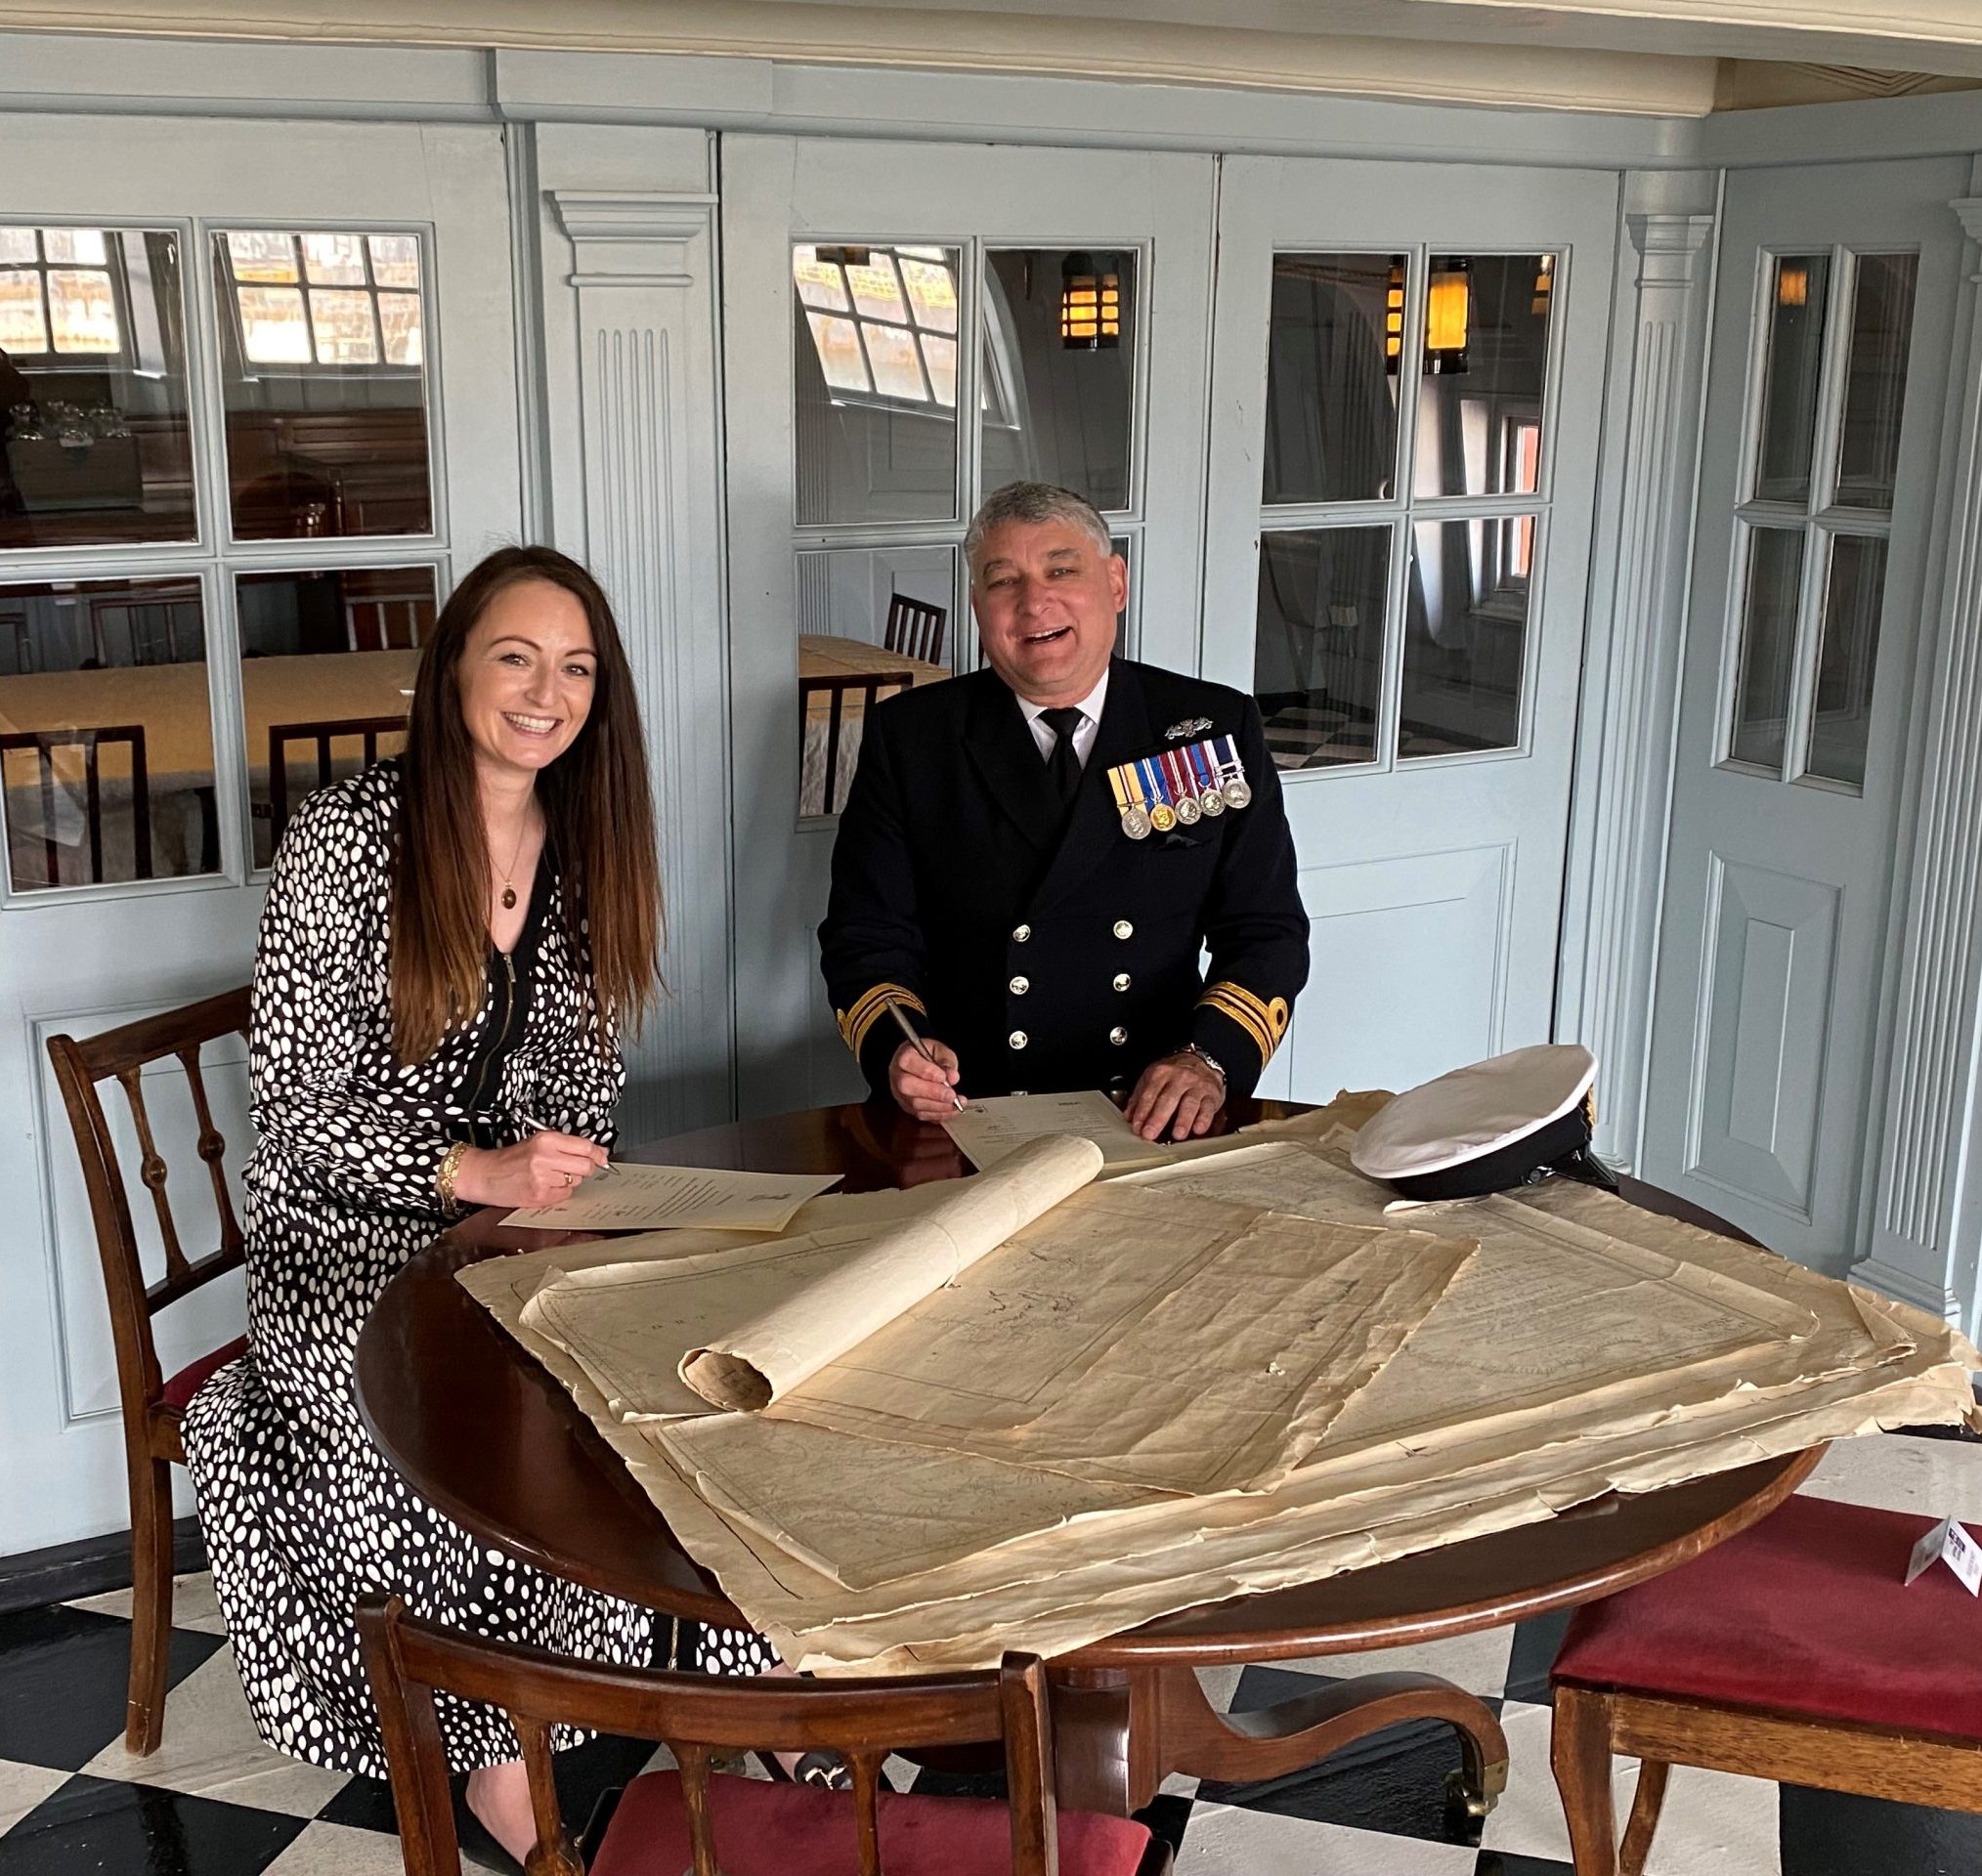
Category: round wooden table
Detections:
[{"x1": 355, "y1": 1097, "x2": 1819, "y2": 1819}]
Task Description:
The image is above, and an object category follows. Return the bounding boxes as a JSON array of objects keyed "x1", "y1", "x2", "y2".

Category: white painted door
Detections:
[
  {"x1": 1643, "y1": 157, "x2": 1963, "y2": 1269},
  {"x1": 0, "y1": 115, "x2": 522, "y2": 1555},
  {"x1": 1201, "y1": 157, "x2": 1617, "y2": 1101},
  {"x1": 721, "y1": 135, "x2": 1216, "y2": 1116}
]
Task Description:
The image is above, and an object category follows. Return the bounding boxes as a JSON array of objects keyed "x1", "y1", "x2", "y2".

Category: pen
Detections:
[
  {"x1": 884, "y1": 1000, "x2": 966, "y2": 1112},
  {"x1": 517, "y1": 1111, "x2": 615, "y2": 1177}
]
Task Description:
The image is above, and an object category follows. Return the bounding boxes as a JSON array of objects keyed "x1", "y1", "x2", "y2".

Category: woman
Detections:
[{"x1": 185, "y1": 545, "x2": 663, "y2": 1862}]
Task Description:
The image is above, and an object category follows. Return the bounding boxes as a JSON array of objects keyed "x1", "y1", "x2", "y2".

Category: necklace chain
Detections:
[{"x1": 496, "y1": 805, "x2": 533, "y2": 913}]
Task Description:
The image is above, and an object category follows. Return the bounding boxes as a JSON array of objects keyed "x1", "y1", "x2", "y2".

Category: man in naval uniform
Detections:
[{"x1": 819, "y1": 481, "x2": 1309, "y2": 1141}]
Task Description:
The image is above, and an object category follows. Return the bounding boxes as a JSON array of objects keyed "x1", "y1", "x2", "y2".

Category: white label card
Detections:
[{"x1": 1903, "y1": 1514, "x2": 1982, "y2": 1595}]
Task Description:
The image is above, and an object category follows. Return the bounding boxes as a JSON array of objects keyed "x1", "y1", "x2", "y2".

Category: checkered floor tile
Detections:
[{"x1": 1, "y1": 1430, "x2": 1976, "y2": 1873}]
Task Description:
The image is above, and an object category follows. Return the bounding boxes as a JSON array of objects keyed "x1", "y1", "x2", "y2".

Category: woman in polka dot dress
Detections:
[{"x1": 185, "y1": 546, "x2": 668, "y2": 1862}]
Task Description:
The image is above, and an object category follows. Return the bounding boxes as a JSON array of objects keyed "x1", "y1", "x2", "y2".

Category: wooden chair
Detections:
[
  {"x1": 800, "y1": 671, "x2": 913, "y2": 816},
  {"x1": 267, "y1": 713, "x2": 407, "y2": 844},
  {"x1": 357, "y1": 1594, "x2": 1170, "y2": 1876},
  {"x1": 44, "y1": 987, "x2": 253, "y2": 1755},
  {"x1": 1549, "y1": 1492, "x2": 1982, "y2": 1875},
  {"x1": 0, "y1": 724, "x2": 152, "y2": 885},
  {"x1": 884, "y1": 593, "x2": 947, "y2": 664}
]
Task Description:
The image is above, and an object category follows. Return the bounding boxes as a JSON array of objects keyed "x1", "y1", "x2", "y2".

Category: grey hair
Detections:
[{"x1": 964, "y1": 481, "x2": 1113, "y2": 576}]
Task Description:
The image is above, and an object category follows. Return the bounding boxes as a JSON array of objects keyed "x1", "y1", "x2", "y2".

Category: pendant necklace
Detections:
[{"x1": 496, "y1": 810, "x2": 532, "y2": 912}]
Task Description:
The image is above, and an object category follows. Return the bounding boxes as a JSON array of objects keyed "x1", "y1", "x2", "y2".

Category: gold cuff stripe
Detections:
[
  {"x1": 1196, "y1": 982, "x2": 1292, "y2": 1067},
  {"x1": 837, "y1": 983, "x2": 926, "y2": 1058}
]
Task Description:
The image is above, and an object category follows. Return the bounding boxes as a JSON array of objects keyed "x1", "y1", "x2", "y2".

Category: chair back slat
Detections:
[
  {"x1": 851, "y1": 1748, "x2": 886, "y2": 1876},
  {"x1": 116, "y1": 1065, "x2": 189, "y2": 1288},
  {"x1": 677, "y1": 1742, "x2": 721, "y2": 1876},
  {"x1": 179, "y1": 1047, "x2": 246, "y2": 1260},
  {"x1": 514, "y1": 1714, "x2": 583, "y2": 1876}
]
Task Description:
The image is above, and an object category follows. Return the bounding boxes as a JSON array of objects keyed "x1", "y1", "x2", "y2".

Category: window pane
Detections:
[
  {"x1": 214, "y1": 229, "x2": 434, "y2": 540},
  {"x1": 0, "y1": 576, "x2": 215, "y2": 891},
  {"x1": 238, "y1": 566, "x2": 433, "y2": 867},
  {"x1": 1804, "y1": 533, "x2": 1886, "y2": 789},
  {"x1": 1834, "y1": 254, "x2": 1917, "y2": 512},
  {"x1": 1413, "y1": 254, "x2": 1555, "y2": 500},
  {"x1": 1263, "y1": 253, "x2": 1401, "y2": 506},
  {"x1": 1253, "y1": 527, "x2": 1390, "y2": 770},
  {"x1": 0, "y1": 228, "x2": 197, "y2": 552},
  {"x1": 367, "y1": 234, "x2": 420, "y2": 290},
  {"x1": 797, "y1": 546, "x2": 954, "y2": 817},
  {"x1": 794, "y1": 243, "x2": 961, "y2": 527},
  {"x1": 0, "y1": 229, "x2": 36, "y2": 266},
  {"x1": 1753, "y1": 254, "x2": 1831, "y2": 505},
  {"x1": 1729, "y1": 526, "x2": 1806, "y2": 771},
  {"x1": 979, "y1": 248, "x2": 1136, "y2": 514},
  {"x1": 1400, "y1": 515, "x2": 1534, "y2": 756}
]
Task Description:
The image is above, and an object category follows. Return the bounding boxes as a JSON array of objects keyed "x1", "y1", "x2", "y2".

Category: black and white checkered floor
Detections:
[{"x1": 5, "y1": 1431, "x2": 1981, "y2": 1874}]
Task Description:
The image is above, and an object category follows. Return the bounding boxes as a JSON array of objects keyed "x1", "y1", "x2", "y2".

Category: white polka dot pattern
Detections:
[{"x1": 182, "y1": 761, "x2": 653, "y2": 1778}]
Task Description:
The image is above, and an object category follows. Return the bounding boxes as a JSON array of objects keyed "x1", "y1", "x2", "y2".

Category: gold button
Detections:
[
  {"x1": 1112, "y1": 973, "x2": 1131, "y2": 992},
  {"x1": 1009, "y1": 1030, "x2": 1028, "y2": 1050},
  {"x1": 1009, "y1": 975, "x2": 1030, "y2": 996},
  {"x1": 1013, "y1": 924, "x2": 1032, "y2": 943},
  {"x1": 1109, "y1": 1026, "x2": 1128, "y2": 1045},
  {"x1": 1113, "y1": 919, "x2": 1134, "y2": 940}
]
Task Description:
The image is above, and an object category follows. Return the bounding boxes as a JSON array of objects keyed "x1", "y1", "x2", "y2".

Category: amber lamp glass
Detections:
[
  {"x1": 1425, "y1": 258, "x2": 1471, "y2": 374},
  {"x1": 1059, "y1": 251, "x2": 1122, "y2": 350}
]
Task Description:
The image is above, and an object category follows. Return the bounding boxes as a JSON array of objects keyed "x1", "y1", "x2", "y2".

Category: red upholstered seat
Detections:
[
  {"x1": 589, "y1": 1769, "x2": 1155, "y2": 1876},
  {"x1": 1552, "y1": 1493, "x2": 1982, "y2": 1740},
  {"x1": 161, "y1": 1336, "x2": 248, "y2": 1413}
]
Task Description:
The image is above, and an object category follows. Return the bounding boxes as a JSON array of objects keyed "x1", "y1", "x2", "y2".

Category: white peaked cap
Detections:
[{"x1": 1349, "y1": 1044, "x2": 1599, "y2": 1180}]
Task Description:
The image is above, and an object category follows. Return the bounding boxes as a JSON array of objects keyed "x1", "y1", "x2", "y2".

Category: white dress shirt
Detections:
[{"x1": 1017, "y1": 669, "x2": 1110, "y2": 770}]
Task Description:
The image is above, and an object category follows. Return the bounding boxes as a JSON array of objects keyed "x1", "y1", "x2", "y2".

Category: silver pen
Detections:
[{"x1": 884, "y1": 1000, "x2": 965, "y2": 1112}]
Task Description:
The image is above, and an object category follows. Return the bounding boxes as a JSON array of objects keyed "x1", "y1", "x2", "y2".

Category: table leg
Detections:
[{"x1": 1151, "y1": 1664, "x2": 1510, "y2": 1818}]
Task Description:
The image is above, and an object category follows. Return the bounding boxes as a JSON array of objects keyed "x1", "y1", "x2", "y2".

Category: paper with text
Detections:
[{"x1": 506, "y1": 1163, "x2": 843, "y2": 1233}]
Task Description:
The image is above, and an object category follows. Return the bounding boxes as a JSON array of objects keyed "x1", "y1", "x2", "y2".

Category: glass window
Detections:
[
  {"x1": 793, "y1": 242, "x2": 962, "y2": 527},
  {"x1": 1803, "y1": 533, "x2": 1886, "y2": 789},
  {"x1": 213, "y1": 230, "x2": 434, "y2": 540},
  {"x1": 797, "y1": 545, "x2": 955, "y2": 816},
  {"x1": 1400, "y1": 515, "x2": 1535, "y2": 757},
  {"x1": 0, "y1": 227, "x2": 196, "y2": 552},
  {"x1": 237, "y1": 566, "x2": 434, "y2": 866},
  {"x1": 1413, "y1": 254, "x2": 1555, "y2": 500},
  {"x1": 0, "y1": 576, "x2": 215, "y2": 891},
  {"x1": 980, "y1": 248, "x2": 1136, "y2": 513},
  {"x1": 1253, "y1": 527, "x2": 1390, "y2": 770},
  {"x1": 1261, "y1": 253, "x2": 1401, "y2": 507},
  {"x1": 1834, "y1": 253, "x2": 1917, "y2": 512},
  {"x1": 1752, "y1": 254, "x2": 1831, "y2": 506},
  {"x1": 1729, "y1": 528, "x2": 1806, "y2": 772}
]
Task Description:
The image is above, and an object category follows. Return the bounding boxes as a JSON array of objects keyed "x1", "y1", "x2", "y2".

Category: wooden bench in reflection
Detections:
[{"x1": 0, "y1": 723, "x2": 151, "y2": 885}]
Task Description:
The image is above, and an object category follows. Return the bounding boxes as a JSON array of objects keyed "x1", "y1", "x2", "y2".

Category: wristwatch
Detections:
[{"x1": 1174, "y1": 1043, "x2": 1227, "y2": 1086}]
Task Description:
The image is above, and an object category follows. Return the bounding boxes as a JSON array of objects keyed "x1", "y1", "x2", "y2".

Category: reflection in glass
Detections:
[
  {"x1": 1262, "y1": 253, "x2": 1400, "y2": 507},
  {"x1": 0, "y1": 226, "x2": 196, "y2": 552},
  {"x1": 1753, "y1": 254, "x2": 1831, "y2": 506},
  {"x1": 1804, "y1": 533, "x2": 1886, "y2": 789},
  {"x1": 1729, "y1": 527, "x2": 1806, "y2": 771},
  {"x1": 1413, "y1": 254, "x2": 1554, "y2": 500},
  {"x1": 796, "y1": 545, "x2": 954, "y2": 816},
  {"x1": 213, "y1": 230, "x2": 433, "y2": 540},
  {"x1": 979, "y1": 249, "x2": 1136, "y2": 514},
  {"x1": 1835, "y1": 254, "x2": 1917, "y2": 512},
  {"x1": 793, "y1": 242, "x2": 961, "y2": 527},
  {"x1": 237, "y1": 567, "x2": 435, "y2": 867},
  {"x1": 1400, "y1": 515, "x2": 1534, "y2": 757},
  {"x1": 0, "y1": 577, "x2": 214, "y2": 890},
  {"x1": 1253, "y1": 527, "x2": 1391, "y2": 769}
]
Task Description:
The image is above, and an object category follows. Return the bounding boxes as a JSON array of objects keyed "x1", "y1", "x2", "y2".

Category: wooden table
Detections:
[{"x1": 355, "y1": 1099, "x2": 1819, "y2": 1820}]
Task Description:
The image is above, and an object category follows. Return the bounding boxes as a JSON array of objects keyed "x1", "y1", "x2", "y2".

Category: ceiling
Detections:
[{"x1": 3, "y1": 0, "x2": 1982, "y2": 115}]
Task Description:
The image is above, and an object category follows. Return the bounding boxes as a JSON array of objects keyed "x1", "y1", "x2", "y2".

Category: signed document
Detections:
[
  {"x1": 942, "y1": 1090, "x2": 1172, "y2": 1172},
  {"x1": 506, "y1": 1163, "x2": 843, "y2": 1233}
]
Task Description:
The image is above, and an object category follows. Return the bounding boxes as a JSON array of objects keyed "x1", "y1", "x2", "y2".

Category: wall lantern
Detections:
[
  {"x1": 1384, "y1": 255, "x2": 1406, "y2": 376},
  {"x1": 1425, "y1": 257, "x2": 1470, "y2": 375},
  {"x1": 1776, "y1": 259, "x2": 1810, "y2": 308},
  {"x1": 1059, "y1": 251, "x2": 1122, "y2": 350}
]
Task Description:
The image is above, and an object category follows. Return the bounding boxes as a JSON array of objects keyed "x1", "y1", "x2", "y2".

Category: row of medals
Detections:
[{"x1": 1116, "y1": 738, "x2": 1252, "y2": 841}]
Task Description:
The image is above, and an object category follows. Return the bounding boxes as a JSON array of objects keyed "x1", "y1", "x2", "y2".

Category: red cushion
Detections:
[
  {"x1": 161, "y1": 1336, "x2": 248, "y2": 1413},
  {"x1": 588, "y1": 1769, "x2": 1154, "y2": 1876},
  {"x1": 1552, "y1": 1493, "x2": 1982, "y2": 1739}
]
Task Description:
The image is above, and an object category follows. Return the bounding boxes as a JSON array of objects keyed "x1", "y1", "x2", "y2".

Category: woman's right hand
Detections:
[{"x1": 452, "y1": 1131, "x2": 609, "y2": 1210}]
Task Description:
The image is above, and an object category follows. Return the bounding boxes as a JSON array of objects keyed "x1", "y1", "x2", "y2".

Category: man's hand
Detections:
[
  {"x1": 452, "y1": 1131, "x2": 610, "y2": 1210},
  {"x1": 889, "y1": 1038, "x2": 964, "y2": 1122},
  {"x1": 1125, "y1": 1051, "x2": 1226, "y2": 1142}
]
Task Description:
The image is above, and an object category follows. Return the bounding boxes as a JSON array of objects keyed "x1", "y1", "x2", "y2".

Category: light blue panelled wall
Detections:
[{"x1": 6, "y1": 38, "x2": 1982, "y2": 1558}]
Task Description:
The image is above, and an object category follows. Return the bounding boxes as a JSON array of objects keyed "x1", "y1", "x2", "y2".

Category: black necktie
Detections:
[{"x1": 1041, "y1": 706, "x2": 1085, "y2": 812}]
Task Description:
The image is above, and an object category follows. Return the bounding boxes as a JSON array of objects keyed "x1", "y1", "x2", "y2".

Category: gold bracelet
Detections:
[{"x1": 436, "y1": 1140, "x2": 468, "y2": 1215}]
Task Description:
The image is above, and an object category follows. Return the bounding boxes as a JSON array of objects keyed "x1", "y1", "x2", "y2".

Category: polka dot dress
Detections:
[{"x1": 182, "y1": 762, "x2": 655, "y2": 1779}]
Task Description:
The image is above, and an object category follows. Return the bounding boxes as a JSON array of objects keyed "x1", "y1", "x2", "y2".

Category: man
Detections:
[{"x1": 819, "y1": 481, "x2": 1309, "y2": 1141}]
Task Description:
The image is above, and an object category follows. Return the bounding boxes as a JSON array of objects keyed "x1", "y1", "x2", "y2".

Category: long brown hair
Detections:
[{"x1": 389, "y1": 545, "x2": 663, "y2": 1063}]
